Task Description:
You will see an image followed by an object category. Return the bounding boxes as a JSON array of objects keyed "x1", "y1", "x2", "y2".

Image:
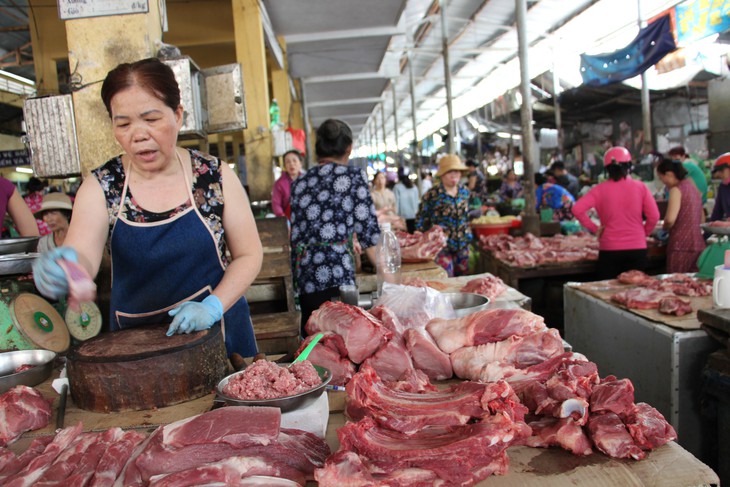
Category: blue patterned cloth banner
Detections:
[{"x1": 580, "y1": 14, "x2": 677, "y2": 87}]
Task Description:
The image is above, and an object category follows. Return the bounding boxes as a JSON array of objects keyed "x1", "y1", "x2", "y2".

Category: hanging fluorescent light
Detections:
[{"x1": 15, "y1": 167, "x2": 34, "y2": 174}]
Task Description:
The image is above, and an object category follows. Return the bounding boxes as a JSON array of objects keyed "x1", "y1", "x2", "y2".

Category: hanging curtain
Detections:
[{"x1": 579, "y1": 14, "x2": 677, "y2": 87}]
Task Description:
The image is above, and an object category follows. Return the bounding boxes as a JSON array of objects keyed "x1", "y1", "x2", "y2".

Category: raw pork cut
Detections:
[
  {"x1": 426, "y1": 308, "x2": 546, "y2": 354},
  {"x1": 403, "y1": 328, "x2": 452, "y2": 380},
  {"x1": 460, "y1": 275, "x2": 507, "y2": 299},
  {"x1": 451, "y1": 329, "x2": 564, "y2": 380},
  {"x1": 610, "y1": 288, "x2": 673, "y2": 309},
  {"x1": 587, "y1": 412, "x2": 645, "y2": 460},
  {"x1": 360, "y1": 336, "x2": 415, "y2": 382},
  {"x1": 62, "y1": 427, "x2": 123, "y2": 487},
  {"x1": 315, "y1": 450, "x2": 446, "y2": 487},
  {"x1": 33, "y1": 433, "x2": 98, "y2": 485},
  {"x1": 305, "y1": 301, "x2": 392, "y2": 363},
  {"x1": 0, "y1": 385, "x2": 52, "y2": 446},
  {"x1": 523, "y1": 417, "x2": 593, "y2": 456},
  {"x1": 369, "y1": 305, "x2": 405, "y2": 336},
  {"x1": 334, "y1": 415, "x2": 529, "y2": 485},
  {"x1": 590, "y1": 376, "x2": 635, "y2": 417},
  {"x1": 397, "y1": 226, "x2": 447, "y2": 261},
  {"x1": 617, "y1": 270, "x2": 655, "y2": 285},
  {"x1": 345, "y1": 364, "x2": 523, "y2": 434},
  {"x1": 658, "y1": 296, "x2": 693, "y2": 316},
  {"x1": 622, "y1": 402, "x2": 677, "y2": 450},
  {"x1": 0, "y1": 437, "x2": 53, "y2": 481},
  {"x1": 295, "y1": 333, "x2": 355, "y2": 387},
  {"x1": 646, "y1": 274, "x2": 711, "y2": 297},
  {"x1": 89, "y1": 430, "x2": 147, "y2": 487}
]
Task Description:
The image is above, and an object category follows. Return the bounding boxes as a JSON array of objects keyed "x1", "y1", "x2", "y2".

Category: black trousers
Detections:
[
  {"x1": 299, "y1": 286, "x2": 339, "y2": 336},
  {"x1": 596, "y1": 248, "x2": 649, "y2": 280}
]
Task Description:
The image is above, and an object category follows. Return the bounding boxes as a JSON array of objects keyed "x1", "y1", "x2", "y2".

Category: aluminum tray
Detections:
[
  {"x1": 216, "y1": 363, "x2": 332, "y2": 412},
  {"x1": 0, "y1": 349, "x2": 56, "y2": 394},
  {"x1": 701, "y1": 223, "x2": 730, "y2": 235},
  {"x1": 0, "y1": 253, "x2": 38, "y2": 276}
]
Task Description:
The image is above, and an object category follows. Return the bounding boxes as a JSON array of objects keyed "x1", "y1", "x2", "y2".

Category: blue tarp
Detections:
[{"x1": 580, "y1": 14, "x2": 677, "y2": 87}]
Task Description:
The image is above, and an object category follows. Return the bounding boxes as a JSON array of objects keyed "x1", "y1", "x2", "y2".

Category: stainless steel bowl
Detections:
[
  {"x1": 0, "y1": 237, "x2": 39, "y2": 255},
  {"x1": 443, "y1": 292, "x2": 490, "y2": 317},
  {"x1": 216, "y1": 363, "x2": 332, "y2": 412},
  {"x1": 0, "y1": 253, "x2": 39, "y2": 276},
  {"x1": 0, "y1": 349, "x2": 57, "y2": 394}
]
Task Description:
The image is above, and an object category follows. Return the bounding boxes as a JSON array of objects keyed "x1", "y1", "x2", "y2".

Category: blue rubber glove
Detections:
[
  {"x1": 166, "y1": 295, "x2": 224, "y2": 336},
  {"x1": 32, "y1": 247, "x2": 78, "y2": 300}
]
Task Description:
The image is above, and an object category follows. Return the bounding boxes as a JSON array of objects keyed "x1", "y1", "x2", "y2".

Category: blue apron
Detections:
[{"x1": 108, "y1": 152, "x2": 257, "y2": 357}]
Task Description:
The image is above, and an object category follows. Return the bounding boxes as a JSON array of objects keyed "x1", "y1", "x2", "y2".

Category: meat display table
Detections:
[
  {"x1": 564, "y1": 285, "x2": 720, "y2": 462},
  {"x1": 477, "y1": 249, "x2": 598, "y2": 289},
  {"x1": 13, "y1": 370, "x2": 719, "y2": 486}
]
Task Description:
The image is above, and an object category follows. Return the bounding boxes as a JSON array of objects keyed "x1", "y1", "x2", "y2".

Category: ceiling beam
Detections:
[
  {"x1": 303, "y1": 72, "x2": 387, "y2": 84},
  {"x1": 284, "y1": 26, "x2": 403, "y2": 44},
  {"x1": 307, "y1": 97, "x2": 382, "y2": 108}
]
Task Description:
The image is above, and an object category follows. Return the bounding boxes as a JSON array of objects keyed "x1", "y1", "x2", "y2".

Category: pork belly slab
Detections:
[{"x1": 0, "y1": 385, "x2": 53, "y2": 447}]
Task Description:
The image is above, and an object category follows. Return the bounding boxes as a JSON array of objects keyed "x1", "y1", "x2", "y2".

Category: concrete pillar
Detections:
[
  {"x1": 63, "y1": 2, "x2": 163, "y2": 175},
  {"x1": 28, "y1": 0, "x2": 66, "y2": 95},
  {"x1": 232, "y1": 0, "x2": 273, "y2": 202}
]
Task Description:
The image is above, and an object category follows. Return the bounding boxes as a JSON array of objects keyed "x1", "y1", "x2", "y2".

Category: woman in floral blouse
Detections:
[
  {"x1": 290, "y1": 119, "x2": 380, "y2": 330},
  {"x1": 415, "y1": 154, "x2": 472, "y2": 276}
]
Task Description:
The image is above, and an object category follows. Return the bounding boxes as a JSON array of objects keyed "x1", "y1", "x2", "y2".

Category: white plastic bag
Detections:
[{"x1": 376, "y1": 283, "x2": 455, "y2": 329}]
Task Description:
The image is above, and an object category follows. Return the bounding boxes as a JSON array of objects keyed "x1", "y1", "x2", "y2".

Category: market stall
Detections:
[{"x1": 564, "y1": 282, "x2": 719, "y2": 461}]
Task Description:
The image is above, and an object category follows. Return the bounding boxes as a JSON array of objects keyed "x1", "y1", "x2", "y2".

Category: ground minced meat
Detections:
[{"x1": 222, "y1": 360, "x2": 322, "y2": 400}]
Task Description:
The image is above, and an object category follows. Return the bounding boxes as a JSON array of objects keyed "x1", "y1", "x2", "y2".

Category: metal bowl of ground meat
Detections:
[
  {"x1": 0, "y1": 349, "x2": 57, "y2": 394},
  {"x1": 215, "y1": 360, "x2": 332, "y2": 412}
]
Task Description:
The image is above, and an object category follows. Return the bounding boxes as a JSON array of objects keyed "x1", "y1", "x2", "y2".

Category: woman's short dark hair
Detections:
[
  {"x1": 656, "y1": 157, "x2": 688, "y2": 180},
  {"x1": 315, "y1": 119, "x2": 352, "y2": 160},
  {"x1": 100, "y1": 58, "x2": 180, "y2": 118},
  {"x1": 606, "y1": 162, "x2": 630, "y2": 182},
  {"x1": 26, "y1": 177, "x2": 45, "y2": 194},
  {"x1": 283, "y1": 149, "x2": 303, "y2": 162}
]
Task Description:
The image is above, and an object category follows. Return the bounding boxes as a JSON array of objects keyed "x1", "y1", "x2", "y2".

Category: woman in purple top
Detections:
[
  {"x1": 656, "y1": 157, "x2": 706, "y2": 273},
  {"x1": 271, "y1": 149, "x2": 304, "y2": 220},
  {"x1": 0, "y1": 176, "x2": 39, "y2": 237}
]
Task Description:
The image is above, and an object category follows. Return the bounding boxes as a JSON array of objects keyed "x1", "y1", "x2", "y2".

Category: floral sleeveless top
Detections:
[{"x1": 92, "y1": 148, "x2": 229, "y2": 265}]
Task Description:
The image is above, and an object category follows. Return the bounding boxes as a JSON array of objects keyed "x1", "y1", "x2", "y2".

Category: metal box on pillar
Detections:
[
  {"x1": 201, "y1": 63, "x2": 246, "y2": 134},
  {"x1": 163, "y1": 56, "x2": 206, "y2": 139},
  {"x1": 22, "y1": 94, "x2": 82, "y2": 177}
]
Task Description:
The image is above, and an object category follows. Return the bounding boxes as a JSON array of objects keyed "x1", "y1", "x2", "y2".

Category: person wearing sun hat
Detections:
[
  {"x1": 708, "y1": 153, "x2": 730, "y2": 223},
  {"x1": 34, "y1": 192, "x2": 74, "y2": 253},
  {"x1": 415, "y1": 154, "x2": 471, "y2": 276}
]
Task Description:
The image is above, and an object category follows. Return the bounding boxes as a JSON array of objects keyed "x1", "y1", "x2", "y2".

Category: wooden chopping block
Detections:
[{"x1": 67, "y1": 323, "x2": 227, "y2": 413}]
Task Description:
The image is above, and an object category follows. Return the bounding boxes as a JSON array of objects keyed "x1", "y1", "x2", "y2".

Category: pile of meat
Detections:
[
  {"x1": 0, "y1": 385, "x2": 52, "y2": 446},
  {"x1": 611, "y1": 270, "x2": 711, "y2": 317},
  {"x1": 395, "y1": 226, "x2": 447, "y2": 261},
  {"x1": 0, "y1": 407, "x2": 330, "y2": 486},
  {"x1": 315, "y1": 364, "x2": 531, "y2": 485},
  {"x1": 221, "y1": 360, "x2": 321, "y2": 400},
  {"x1": 402, "y1": 275, "x2": 508, "y2": 300},
  {"x1": 478, "y1": 232, "x2": 599, "y2": 268}
]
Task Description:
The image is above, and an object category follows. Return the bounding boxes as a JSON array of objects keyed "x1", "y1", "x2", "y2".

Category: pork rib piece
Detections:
[
  {"x1": 0, "y1": 437, "x2": 53, "y2": 482},
  {"x1": 403, "y1": 328, "x2": 452, "y2": 380},
  {"x1": 295, "y1": 333, "x2": 355, "y2": 387},
  {"x1": 147, "y1": 456, "x2": 286, "y2": 487},
  {"x1": 305, "y1": 301, "x2": 392, "y2": 363},
  {"x1": 398, "y1": 226, "x2": 447, "y2": 261},
  {"x1": 0, "y1": 385, "x2": 52, "y2": 446},
  {"x1": 345, "y1": 364, "x2": 522, "y2": 434},
  {"x1": 646, "y1": 274, "x2": 711, "y2": 297},
  {"x1": 61, "y1": 427, "x2": 124, "y2": 487},
  {"x1": 33, "y1": 433, "x2": 98, "y2": 485},
  {"x1": 610, "y1": 288, "x2": 673, "y2": 309},
  {"x1": 586, "y1": 412, "x2": 645, "y2": 460},
  {"x1": 426, "y1": 308, "x2": 546, "y2": 354},
  {"x1": 315, "y1": 450, "x2": 446, "y2": 487},
  {"x1": 623, "y1": 402, "x2": 677, "y2": 450},
  {"x1": 451, "y1": 329, "x2": 564, "y2": 380},
  {"x1": 336, "y1": 415, "x2": 529, "y2": 485}
]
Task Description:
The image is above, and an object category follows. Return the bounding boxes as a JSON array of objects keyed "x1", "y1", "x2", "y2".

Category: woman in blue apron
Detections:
[{"x1": 32, "y1": 58, "x2": 262, "y2": 358}]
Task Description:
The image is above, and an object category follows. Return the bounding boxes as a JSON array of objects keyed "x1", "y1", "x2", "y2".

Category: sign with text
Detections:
[
  {"x1": 675, "y1": 0, "x2": 730, "y2": 45},
  {"x1": 0, "y1": 150, "x2": 30, "y2": 168},
  {"x1": 58, "y1": 0, "x2": 149, "y2": 21}
]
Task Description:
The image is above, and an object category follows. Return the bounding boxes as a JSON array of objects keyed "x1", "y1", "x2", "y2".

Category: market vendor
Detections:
[
  {"x1": 32, "y1": 58, "x2": 262, "y2": 358},
  {"x1": 290, "y1": 118, "x2": 380, "y2": 330},
  {"x1": 709, "y1": 153, "x2": 730, "y2": 222},
  {"x1": 535, "y1": 172, "x2": 575, "y2": 221},
  {"x1": 35, "y1": 192, "x2": 73, "y2": 253},
  {"x1": 572, "y1": 146, "x2": 659, "y2": 279},
  {"x1": 415, "y1": 154, "x2": 471, "y2": 277},
  {"x1": 655, "y1": 157, "x2": 705, "y2": 273},
  {"x1": 271, "y1": 149, "x2": 304, "y2": 220}
]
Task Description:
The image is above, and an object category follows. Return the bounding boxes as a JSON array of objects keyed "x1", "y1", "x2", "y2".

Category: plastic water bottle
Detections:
[
  {"x1": 269, "y1": 98, "x2": 280, "y2": 128},
  {"x1": 376, "y1": 222, "x2": 401, "y2": 296}
]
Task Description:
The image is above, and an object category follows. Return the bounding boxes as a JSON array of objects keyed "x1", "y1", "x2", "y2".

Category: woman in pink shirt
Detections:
[
  {"x1": 572, "y1": 146, "x2": 660, "y2": 279},
  {"x1": 271, "y1": 149, "x2": 304, "y2": 219}
]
